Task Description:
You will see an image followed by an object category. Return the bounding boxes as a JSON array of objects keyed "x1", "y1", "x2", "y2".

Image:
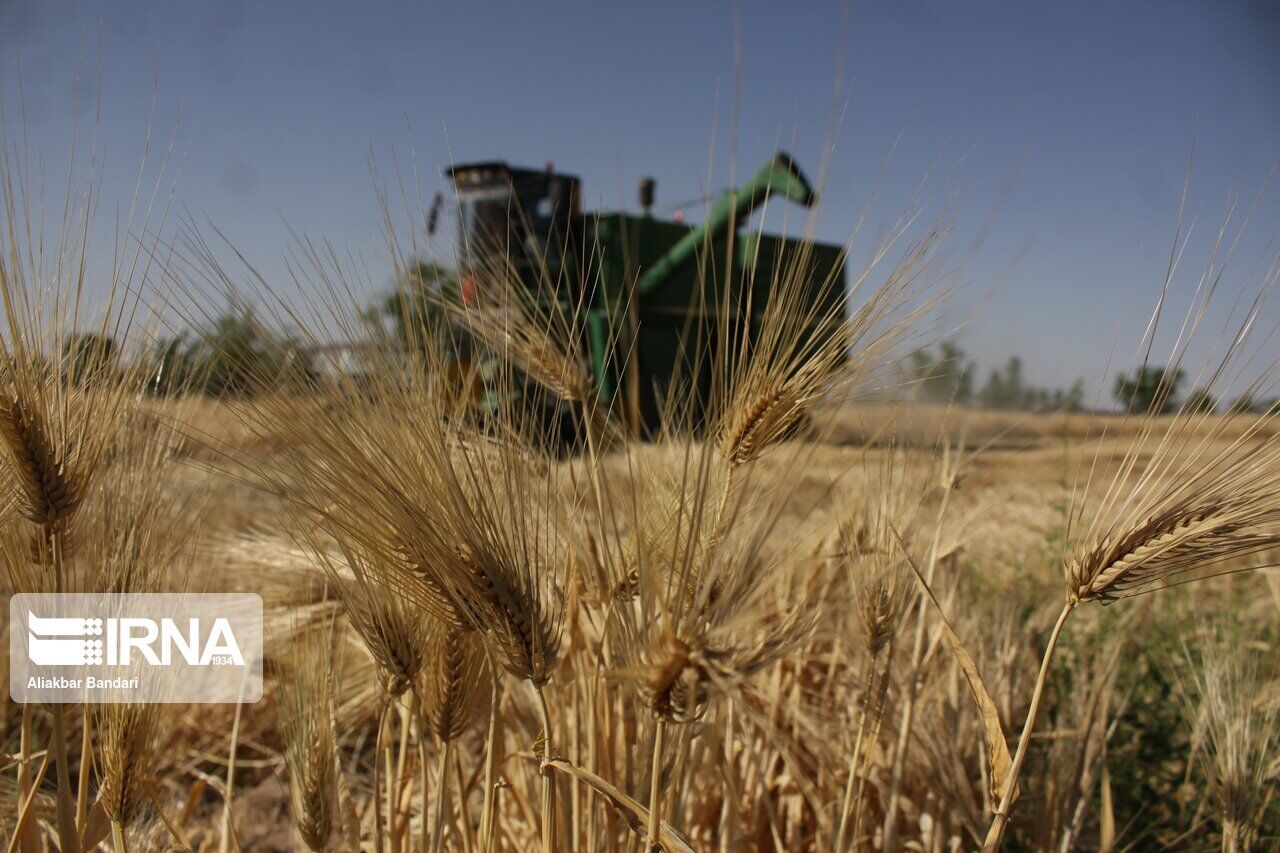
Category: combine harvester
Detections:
[{"x1": 442, "y1": 154, "x2": 847, "y2": 432}]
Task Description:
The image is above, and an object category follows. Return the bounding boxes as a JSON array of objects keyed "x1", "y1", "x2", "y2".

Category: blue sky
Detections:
[{"x1": 3, "y1": 0, "x2": 1278, "y2": 395}]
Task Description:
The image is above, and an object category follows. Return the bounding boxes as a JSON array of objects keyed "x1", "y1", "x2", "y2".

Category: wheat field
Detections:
[
  {"x1": 1, "y1": 123, "x2": 1278, "y2": 853},
  {"x1": 3, "y1": 380, "x2": 1278, "y2": 851}
]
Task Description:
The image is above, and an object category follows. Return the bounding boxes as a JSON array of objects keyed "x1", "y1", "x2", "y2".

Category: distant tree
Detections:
[
  {"x1": 976, "y1": 358, "x2": 1083, "y2": 412},
  {"x1": 902, "y1": 346, "x2": 1083, "y2": 413},
  {"x1": 62, "y1": 332, "x2": 118, "y2": 385},
  {"x1": 1184, "y1": 388, "x2": 1218, "y2": 414},
  {"x1": 187, "y1": 310, "x2": 314, "y2": 397},
  {"x1": 146, "y1": 333, "x2": 198, "y2": 396},
  {"x1": 979, "y1": 356, "x2": 1026, "y2": 409},
  {"x1": 1227, "y1": 394, "x2": 1275, "y2": 415},
  {"x1": 955, "y1": 354, "x2": 974, "y2": 403},
  {"x1": 368, "y1": 260, "x2": 458, "y2": 351},
  {"x1": 1114, "y1": 366, "x2": 1184, "y2": 415},
  {"x1": 1052, "y1": 379, "x2": 1086, "y2": 413},
  {"x1": 123, "y1": 312, "x2": 317, "y2": 398},
  {"x1": 907, "y1": 340, "x2": 973, "y2": 404},
  {"x1": 978, "y1": 369, "x2": 1003, "y2": 409},
  {"x1": 1228, "y1": 395, "x2": 1254, "y2": 415}
]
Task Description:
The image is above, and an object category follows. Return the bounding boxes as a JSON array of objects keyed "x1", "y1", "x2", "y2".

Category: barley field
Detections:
[
  {"x1": 1, "y1": 85, "x2": 1278, "y2": 853},
  {"x1": 2, "y1": 269, "x2": 1278, "y2": 853}
]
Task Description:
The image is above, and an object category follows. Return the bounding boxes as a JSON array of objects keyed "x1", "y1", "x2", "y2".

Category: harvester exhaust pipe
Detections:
[
  {"x1": 635, "y1": 152, "x2": 816, "y2": 295},
  {"x1": 639, "y1": 176, "x2": 656, "y2": 216}
]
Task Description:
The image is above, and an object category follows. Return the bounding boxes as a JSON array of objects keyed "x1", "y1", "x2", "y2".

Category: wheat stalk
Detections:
[
  {"x1": 988, "y1": 405, "x2": 1280, "y2": 847},
  {"x1": 0, "y1": 390, "x2": 84, "y2": 528},
  {"x1": 94, "y1": 701, "x2": 162, "y2": 852},
  {"x1": 422, "y1": 622, "x2": 490, "y2": 742},
  {"x1": 428, "y1": 435, "x2": 570, "y2": 853},
  {"x1": 834, "y1": 519, "x2": 911, "y2": 851},
  {"x1": 718, "y1": 385, "x2": 805, "y2": 470},
  {"x1": 1173, "y1": 633, "x2": 1278, "y2": 852},
  {"x1": 278, "y1": 624, "x2": 342, "y2": 852},
  {"x1": 712, "y1": 222, "x2": 944, "y2": 473},
  {"x1": 419, "y1": 620, "x2": 490, "y2": 853}
]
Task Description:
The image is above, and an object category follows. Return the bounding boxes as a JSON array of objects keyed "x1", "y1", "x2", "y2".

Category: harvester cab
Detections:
[
  {"x1": 446, "y1": 162, "x2": 580, "y2": 277},
  {"x1": 443, "y1": 154, "x2": 847, "y2": 434}
]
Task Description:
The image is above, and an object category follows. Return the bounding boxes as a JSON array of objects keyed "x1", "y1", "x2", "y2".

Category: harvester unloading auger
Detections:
[{"x1": 443, "y1": 153, "x2": 847, "y2": 432}]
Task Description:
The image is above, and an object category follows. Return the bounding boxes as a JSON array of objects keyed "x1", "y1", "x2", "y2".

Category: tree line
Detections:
[
  {"x1": 60, "y1": 262, "x2": 454, "y2": 397},
  {"x1": 64, "y1": 285, "x2": 1275, "y2": 417},
  {"x1": 906, "y1": 342, "x2": 1274, "y2": 414}
]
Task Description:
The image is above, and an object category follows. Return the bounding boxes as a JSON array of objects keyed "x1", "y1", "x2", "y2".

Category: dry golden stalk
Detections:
[
  {"x1": 450, "y1": 301, "x2": 590, "y2": 405},
  {"x1": 835, "y1": 522, "x2": 912, "y2": 851},
  {"x1": 183, "y1": 234, "x2": 570, "y2": 848},
  {"x1": 0, "y1": 391, "x2": 84, "y2": 528},
  {"x1": 594, "y1": 434, "x2": 832, "y2": 794},
  {"x1": 623, "y1": 586, "x2": 824, "y2": 730},
  {"x1": 384, "y1": 425, "x2": 570, "y2": 691},
  {"x1": 711, "y1": 222, "x2": 945, "y2": 471},
  {"x1": 454, "y1": 546, "x2": 562, "y2": 687},
  {"x1": 421, "y1": 622, "x2": 491, "y2": 743},
  {"x1": 718, "y1": 386, "x2": 804, "y2": 470},
  {"x1": 638, "y1": 635, "x2": 710, "y2": 724},
  {"x1": 418, "y1": 621, "x2": 490, "y2": 853},
  {"x1": 1067, "y1": 500, "x2": 1280, "y2": 605},
  {"x1": 442, "y1": 233, "x2": 592, "y2": 406},
  {"x1": 984, "y1": 443, "x2": 1280, "y2": 849},
  {"x1": 848, "y1": 532, "x2": 911, "y2": 659},
  {"x1": 278, "y1": 626, "x2": 341, "y2": 853},
  {"x1": 423, "y1": 438, "x2": 570, "y2": 853},
  {"x1": 331, "y1": 552, "x2": 432, "y2": 700},
  {"x1": 77, "y1": 413, "x2": 200, "y2": 852},
  {"x1": 646, "y1": 717, "x2": 667, "y2": 850},
  {"x1": 94, "y1": 702, "x2": 162, "y2": 846},
  {"x1": 0, "y1": 393, "x2": 161, "y2": 853},
  {"x1": 1174, "y1": 636, "x2": 1278, "y2": 852},
  {"x1": 0, "y1": 349, "x2": 143, "y2": 853},
  {"x1": 305, "y1": 548, "x2": 427, "y2": 853},
  {"x1": 393, "y1": 539, "x2": 474, "y2": 633},
  {"x1": 80, "y1": 420, "x2": 204, "y2": 597},
  {"x1": 987, "y1": 258, "x2": 1280, "y2": 848}
]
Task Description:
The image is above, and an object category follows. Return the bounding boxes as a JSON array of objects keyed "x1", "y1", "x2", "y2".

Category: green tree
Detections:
[
  {"x1": 1114, "y1": 366, "x2": 1184, "y2": 415},
  {"x1": 369, "y1": 260, "x2": 458, "y2": 351},
  {"x1": 977, "y1": 359, "x2": 1084, "y2": 412},
  {"x1": 907, "y1": 340, "x2": 973, "y2": 404},
  {"x1": 146, "y1": 333, "x2": 198, "y2": 396},
  {"x1": 1227, "y1": 394, "x2": 1275, "y2": 415},
  {"x1": 979, "y1": 356, "x2": 1026, "y2": 409},
  {"x1": 1051, "y1": 379, "x2": 1086, "y2": 413},
  {"x1": 62, "y1": 332, "x2": 118, "y2": 386},
  {"x1": 189, "y1": 310, "x2": 313, "y2": 397},
  {"x1": 1184, "y1": 388, "x2": 1218, "y2": 414}
]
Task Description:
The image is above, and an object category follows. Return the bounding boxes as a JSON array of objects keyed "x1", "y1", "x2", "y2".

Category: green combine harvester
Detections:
[{"x1": 444, "y1": 153, "x2": 847, "y2": 431}]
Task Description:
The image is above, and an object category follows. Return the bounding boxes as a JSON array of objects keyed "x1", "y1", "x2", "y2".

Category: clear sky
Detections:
[{"x1": 3, "y1": 0, "x2": 1278, "y2": 395}]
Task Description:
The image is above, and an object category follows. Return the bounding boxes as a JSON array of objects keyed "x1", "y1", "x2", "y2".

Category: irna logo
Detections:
[
  {"x1": 9, "y1": 593, "x2": 263, "y2": 704},
  {"x1": 26, "y1": 612, "x2": 244, "y2": 667}
]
